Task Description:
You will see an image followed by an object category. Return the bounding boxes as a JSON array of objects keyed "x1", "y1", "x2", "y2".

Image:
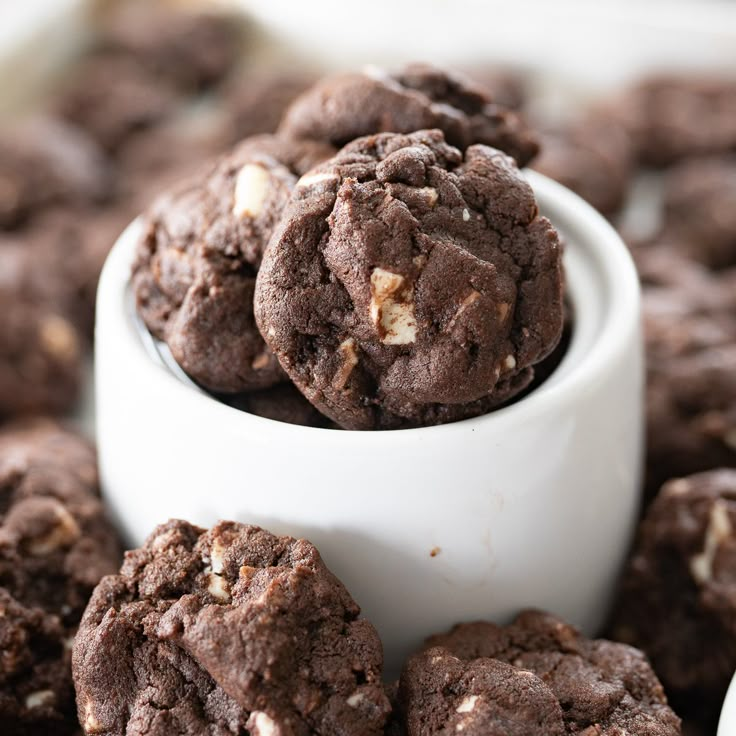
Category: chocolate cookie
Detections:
[
  {"x1": 466, "y1": 68, "x2": 527, "y2": 110},
  {"x1": 225, "y1": 71, "x2": 318, "y2": 141},
  {"x1": 132, "y1": 134, "x2": 332, "y2": 393},
  {"x1": 0, "y1": 116, "x2": 113, "y2": 229},
  {"x1": 422, "y1": 610, "x2": 681, "y2": 735},
  {"x1": 97, "y1": 5, "x2": 241, "y2": 93},
  {"x1": 661, "y1": 156, "x2": 736, "y2": 269},
  {"x1": 0, "y1": 250, "x2": 83, "y2": 419},
  {"x1": 609, "y1": 470, "x2": 736, "y2": 726},
  {"x1": 73, "y1": 519, "x2": 390, "y2": 736},
  {"x1": 533, "y1": 108, "x2": 635, "y2": 216},
  {"x1": 620, "y1": 75, "x2": 736, "y2": 166},
  {"x1": 0, "y1": 421, "x2": 122, "y2": 735},
  {"x1": 398, "y1": 647, "x2": 565, "y2": 735},
  {"x1": 639, "y1": 258, "x2": 736, "y2": 496},
  {"x1": 224, "y1": 382, "x2": 334, "y2": 428},
  {"x1": 3, "y1": 208, "x2": 129, "y2": 340},
  {"x1": 55, "y1": 56, "x2": 179, "y2": 153},
  {"x1": 0, "y1": 420, "x2": 122, "y2": 623},
  {"x1": 0, "y1": 588, "x2": 76, "y2": 736},
  {"x1": 279, "y1": 64, "x2": 539, "y2": 166},
  {"x1": 255, "y1": 130, "x2": 563, "y2": 430}
]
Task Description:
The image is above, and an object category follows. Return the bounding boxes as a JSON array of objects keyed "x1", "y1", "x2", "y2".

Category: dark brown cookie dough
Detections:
[
  {"x1": 619, "y1": 75, "x2": 736, "y2": 166},
  {"x1": 279, "y1": 64, "x2": 539, "y2": 166},
  {"x1": 0, "y1": 420, "x2": 122, "y2": 624},
  {"x1": 132, "y1": 135, "x2": 332, "y2": 393},
  {"x1": 398, "y1": 647, "x2": 565, "y2": 735},
  {"x1": 465, "y1": 68, "x2": 527, "y2": 111},
  {"x1": 0, "y1": 421, "x2": 122, "y2": 735},
  {"x1": 639, "y1": 257, "x2": 736, "y2": 496},
  {"x1": 224, "y1": 382, "x2": 334, "y2": 428},
  {"x1": 609, "y1": 470, "x2": 736, "y2": 726},
  {"x1": 0, "y1": 250, "x2": 83, "y2": 419},
  {"x1": 54, "y1": 56, "x2": 179, "y2": 154},
  {"x1": 97, "y1": 5, "x2": 242, "y2": 93},
  {"x1": 0, "y1": 588, "x2": 77, "y2": 736},
  {"x1": 73, "y1": 519, "x2": 390, "y2": 736},
  {"x1": 0, "y1": 116, "x2": 113, "y2": 229},
  {"x1": 422, "y1": 610, "x2": 681, "y2": 735},
  {"x1": 661, "y1": 156, "x2": 736, "y2": 269},
  {"x1": 225, "y1": 70, "x2": 319, "y2": 142},
  {"x1": 533, "y1": 108, "x2": 635, "y2": 216},
  {"x1": 3, "y1": 208, "x2": 130, "y2": 340},
  {"x1": 255, "y1": 130, "x2": 563, "y2": 430}
]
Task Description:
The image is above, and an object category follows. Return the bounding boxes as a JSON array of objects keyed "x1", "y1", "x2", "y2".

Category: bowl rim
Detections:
[{"x1": 98, "y1": 170, "x2": 640, "y2": 443}]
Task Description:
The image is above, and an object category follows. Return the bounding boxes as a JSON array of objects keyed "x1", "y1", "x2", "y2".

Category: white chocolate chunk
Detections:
[
  {"x1": 207, "y1": 573, "x2": 231, "y2": 602},
  {"x1": 380, "y1": 300, "x2": 417, "y2": 345},
  {"x1": 84, "y1": 700, "x2": 103, "y2": 733},
  {"x1": 333, "y1": 338, "x2": 359, "y2": 389},
  {"x1": 456, "y1": 695, "x2": 479, "y2": 713},
  {"x1": 251, "y1": 352, "x2": 271, "y2": 370},
  {"x1": 39, "y1": 315, "x2": 78, "y2": 362},
  {"x1": 297, "y1": 171, "x2": 339, "y2": 188},
  {"x1": 725, "y1": 428, "x2": 736, "y2": 451},
  {"x1": 371, "y1": 267, "x2": 405, "y2": 300},
  {"x1": 462, "y1": 208, "x2": 470, "y2": 221},
  {"x1": 347, "y1": 691, "x2": 366, "y2": 707},
  {"x1": 28, "y1": 503, "x2": 80, "y2": 555},
  {"x1": 665, "y1": 478, "x2": 691, "y2": 497},
  {"x1": 420, "y1": 187, "x2": 438, "y2": 207},
  {"x1": 369, "y1": 268, "x2": 417, "y2": 345},
  {"x1": 209, "y1": 539, "x2": 226, "y2": 574},
  {"x1": 249, "y1": 711, "x2": 279, "y2": 736},
  {"x1": 503, "y1": 354, "x2": 517, "y2": 371},
  {"x1": 690, "y1": 500, "x2": 733, "y2": 584},
  {"x1": 25, "y1": 690, "x2": 55, "y2": 709},
  {"x1": 233, "y1": 163, "x2": 270, "y2": 218},
  {"x1": 447, "y1": 290, "x2": 481, "y2": 330}
]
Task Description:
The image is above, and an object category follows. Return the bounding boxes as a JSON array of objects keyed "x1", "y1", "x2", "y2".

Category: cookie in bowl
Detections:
[
  {"x1": 255, "y1": 129, "x2": 563, "y2": 429},
  {"x1": 131, "y1": 134, "x2": 333, "y2": 394}
]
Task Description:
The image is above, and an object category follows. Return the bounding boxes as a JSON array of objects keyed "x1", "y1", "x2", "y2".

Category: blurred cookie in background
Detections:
[
  {"x1": 95, "y1": 3, "x2": 243, "y2": 94},
  {"x1": 618, "y1": 75, "x2": 736, "y2": 167},
  {"x1": 53, "y1": 55, "x2": 181, "y2": 155},
  {"x1": 279, "y1": 63, "x2": 539, "y2": 166},
  {"x1": 465, "y1": 67, "x2": 528, "y2": 110},
  {"x1": 609, "y1": 469, "x2": 736, "y2": 732},
  {"x1": 0, "y1": 420, "x2": 122, "y2": 735},
  {"x1": 224, "y1": 69, "x2": 319, "y2": 142},
  {"x1": 660, "y1": 156, "x2": 736, "y2": 270},
  {"x1": 533, "y1": 107, "x2": 635, "y2": 217},
  {"x1": 0, "y1": 116, "x2": 113, "y2": 230},
  {"x1": 640, "y1": 255, "x2": 736, "y2": 498},
  {"x1": 0, "y1": 245, "x2": 83, "y2": 420}
]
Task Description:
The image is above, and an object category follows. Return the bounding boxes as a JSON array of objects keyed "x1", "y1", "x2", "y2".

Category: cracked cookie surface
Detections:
[
  {"x1": 0, "y1": 420, "x2": 122, "y2": 735},
  {"x1": 398, "y1": 647, "x2": 565, "y2": 735},
  {"x1": 132, "y1": 134, "x2": 332, "y2": 393},
  {"x1": 73, "y1": 519, "x2": 390, "y2": 736},
  {"x1": 279, "y1": 63, "x2": 539, "y2": 167},
  {"x1": 609, "y1": 470, "x2": 736, "y2": 722},
  {"x1": 420, "y1": 610, "x2": 681, "y2": 736},
  {"x1": 255, "y1": 130, "x2": 563, "y2": 430}
]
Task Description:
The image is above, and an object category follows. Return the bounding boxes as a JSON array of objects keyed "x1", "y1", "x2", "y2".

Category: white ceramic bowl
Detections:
[
  {"x1": 719, "y1": 673, "x2": 736, "y2": 735},
  {"x1": 95, "y1": 171, "x2": 643, "y2": 673}
]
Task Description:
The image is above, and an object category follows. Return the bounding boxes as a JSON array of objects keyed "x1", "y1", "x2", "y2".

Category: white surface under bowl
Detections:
[{"x1": 95, "y1": 171, "x2": 643, "y2": 673}]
